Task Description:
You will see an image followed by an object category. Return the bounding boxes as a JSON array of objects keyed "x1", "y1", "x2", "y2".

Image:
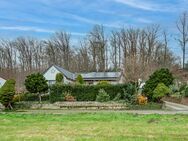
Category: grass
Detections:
[{"x1": 0, "y1": 112, "x2": 188, "y2": 141}]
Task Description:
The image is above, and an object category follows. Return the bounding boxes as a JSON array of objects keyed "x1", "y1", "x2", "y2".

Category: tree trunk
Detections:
[
  {"x1": 8, "y1": 102, "x2": 13, "y2": 110},
  {"x1": 38, "y1": 93, "x2": 42, "y2": 108}
]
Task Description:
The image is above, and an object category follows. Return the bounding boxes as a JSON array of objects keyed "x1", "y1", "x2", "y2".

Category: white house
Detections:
[
  {"x1": 0, "y1": 77, "x2": 6, "y2": 88},
  {"x1": 43, "y1": 65, "x2": 124, "y2": 85}
]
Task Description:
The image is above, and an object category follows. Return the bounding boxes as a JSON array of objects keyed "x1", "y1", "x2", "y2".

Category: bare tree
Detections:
[
  {"x1": 52, "y1": 32, "x2": 71, "y2": 70},
  {"x1": 110, "y1": 31, "x2": 121, "y2": 71},
  {"x1": 176, "y1": 11, "x2": 188, "y2": 69},
  {"x1": 88, "y1": 25, "x2": 107, "y2": 72}
]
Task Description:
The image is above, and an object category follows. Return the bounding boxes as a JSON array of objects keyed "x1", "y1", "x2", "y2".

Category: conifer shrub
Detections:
[
  {"x1": 56, "y1": 73, "x2": 64, "y2": 84},
  {"x1": 76, "y1": 74, "x2": 84, "y2": 84},
  {"x1": 96, "y1": 89, "x2": 110, "y2": 102},
  {"x1": 0, "y1": 79, "x2": 16, "y2": 109},
  {"x1": 153, "y1": 83, "x2": 171, "y2": 101},
  {"x1": 143, "y1": 68, "x2": 173, "y2": 101}
]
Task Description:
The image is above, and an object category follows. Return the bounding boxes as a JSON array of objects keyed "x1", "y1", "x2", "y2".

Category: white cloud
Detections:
[
  {"x1": 62, "y1": 12, "x2": 123, "y2": 28},
  {"x1": 0, "y1": 26, "x2": 54, "y2": 33},
  {"x1": 0, "y1": 26, "x2": 86, "y2": 36},
  {"x1": 113, "y1": 0, "x2": 172, "y2": 12}
]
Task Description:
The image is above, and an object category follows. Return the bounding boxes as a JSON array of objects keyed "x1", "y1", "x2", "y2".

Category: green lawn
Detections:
[{"x1": 0, "y1": 112, "x2": 188, "y2": 141}]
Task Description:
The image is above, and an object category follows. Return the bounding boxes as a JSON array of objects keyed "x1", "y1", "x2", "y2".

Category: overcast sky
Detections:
[{"x1": 0, "y1": 0, "x2": 187, "y2": 57}]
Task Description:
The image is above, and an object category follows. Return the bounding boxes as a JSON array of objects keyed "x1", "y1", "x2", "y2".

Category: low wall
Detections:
[{"x1": 14, "y1": 101, "x2": 127, "y2": 110}]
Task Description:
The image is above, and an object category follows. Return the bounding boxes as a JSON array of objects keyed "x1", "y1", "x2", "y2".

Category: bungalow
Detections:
[
  {"x1": 43, "y1": 65, "x2": 124, "y2": 85},
  {"x1": 0, "y1": 77, "x2": 6, "y2": 88}
]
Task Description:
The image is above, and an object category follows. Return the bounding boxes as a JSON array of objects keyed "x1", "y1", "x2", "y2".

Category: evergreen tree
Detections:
[
  {"x1": 0, "y1": 79, "x2": 16, "y2": 109},
  {"x1": 25, "y1": 73, "x2": 48, "y2": 104}
]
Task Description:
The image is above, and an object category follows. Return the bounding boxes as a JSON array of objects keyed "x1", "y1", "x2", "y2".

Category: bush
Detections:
[
  {"x1": 97, "y1": 81, "x2": 110, "y2": 85},
  {"x1": 123, "y1": 84, "x2": 137, "y2": 104},
  {"x1": 13, "y1": 93, "x2": 25, "y2": 102},
  {"x1": 123, "y1": 89, "x2": 136, "y2": 105},
  {"x1": 96, "y1": 89, "x2": 110, "y2": 102},
  {"x1": 56, "y1": 73, "x2": 64, "y2": 84},
  {"x1": 169, "y1": 85, "x2": 179, "y2": 94},
  {"x1": 64, "y1": 92, "x2": 76, "y2": 102},
  {"x1": 25, "y1": 73, "x2": 48, "y2": 103},
  {"x1": 137, "y1": 95, "x2": 148, "y2": 105},
  {"x1": 184, "y1": 87, "x2": 188, "y2": 97},
  {"x1": 153, "y1": 83, "x2": 171, "y2": 101},
  {"x1": 143, "y1": 68, "x2": 174, "y2": 101},
  {"x1": 179, "y1": 84, "x2": 187, "y2": 96},
  {"x1": 13, "y1": 93, "x2": 49, "y2": 102},
  {"x1": 49, "y1": 83, "x2": 135, "y2": 103},
  {"x1": 113, "y1": 93, "x2": 121, "y2": 101},
  {"x1": 179, "y1": 83, "x2": 187, "y2": 92},
  {"x1": 0, "y1": 79, "x2": 16, "y2": 109},
  {"x1": 76, "y1": 74, "x2": 84, "y2": 84}
]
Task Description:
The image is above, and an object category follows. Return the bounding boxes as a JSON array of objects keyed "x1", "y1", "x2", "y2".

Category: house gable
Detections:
[
  {"x1": 43, "y1": 65, "x2": 74, "y2": 84},
  {"x1": 43, "y1": 66, "x2": 60, "y2": 84},
  {"x1": 0, "y1": 77, "x2": 6, "y2": 88}
]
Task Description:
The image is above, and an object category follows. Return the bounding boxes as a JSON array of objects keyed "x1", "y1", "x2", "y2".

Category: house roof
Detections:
[
  {"x1": 79, "y1": 72, "x2": 121, "y2": 80},
  {"x1": 49, "y1": 65, "x2": 122, "y2": 81},
  {"x1": 54, "y1": 65, "x2": 75, "y2": 80},
  {"x1": 0, "y1": 76, "x2": 6, "y2": 81}
]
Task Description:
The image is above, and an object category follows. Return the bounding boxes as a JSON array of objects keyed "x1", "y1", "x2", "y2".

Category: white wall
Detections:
[
  {"x1": 43, "y1": 66, "x2": 73, "y2": 84},
  {"x1": 0, "y1": 77, "x2": 6, "y2": 88}
]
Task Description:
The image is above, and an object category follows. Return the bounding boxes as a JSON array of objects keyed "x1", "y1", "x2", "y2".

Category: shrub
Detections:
[
  {"x1": 49, "y1": 83, "x2": 135, "y2": 103},
  {"x1": 25, "y1": 73, "x2": 48, "y2": 103},
  {"x1": 124, "y1": 90, "x2": 136, "y2": 105},
  {"x1": 179, "y1": 84, "x2": 187, "y2": 96},
  {"x1": 97, "y1": 81, "x2": 110, "y2": 85},
  {"x1": 56, "y1": 73, "x2": 64, "y2": 84},
  {"x1": 169, "y1": 85, "x2": 179, "y2": 94},
  {"x1": 64, "y1": 92, "x2": 76, "y2": 102},
  {"x1": 0, "y1": 79, "x2": 16, "y2": 109},
  {"x1": 76, "y1": 74, "x2": 84, "y2": 84},
  {"x1": 13, "y1": 93, "x2": 25, "y2": 102},
  {"x1": 113, "y1": 93, "x2": 121, "y2": 101},
  {"x1": 137, "y1": 95, "x2": 148, "y2": 105},
  {"x1": 153, "y1": 83, "x2": 171, "y2": 101},
  {"x1": 143, "y1": 68, "x2": 174, "y2": 101},
  {"x1": 96, "y1": 89, "x2": 110, "y2": 102},
  {"x1": 179, "y1": 83, "x2": 187, "y2": 92},
  {"x1": 13, "y1": 93, "x2": 49, "y2": 102},
  {"x1": 184, "y1": 87, "x2": 188, "y2": 97}
]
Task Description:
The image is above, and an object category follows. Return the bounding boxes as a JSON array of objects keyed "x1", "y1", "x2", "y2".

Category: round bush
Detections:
[
  {"x1": 96, "y1": 89, "x2": 110, "y2": 102},
  {"x1": 143, "y1": 68, "x2": 174, "y2": 101}
]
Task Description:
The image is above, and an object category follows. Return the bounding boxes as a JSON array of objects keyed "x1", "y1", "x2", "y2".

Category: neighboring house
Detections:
[
  {"x1": 0, "y1": 77, "x2": 6, "y2": 88},
  {"x1": 43, "y1": 65, "x2": 124, "y2": 85}
]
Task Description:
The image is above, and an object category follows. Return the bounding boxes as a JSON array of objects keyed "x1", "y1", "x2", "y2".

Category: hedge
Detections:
[
  {"x1": 24, "y1": 93, "x2": 49, "y2": 101},
  {"x1": 49, "y1": 83, "x2": 135, "y2": 103},
  {"x1": 15, "y1": 93, "x2": 49, "y2": 102}
]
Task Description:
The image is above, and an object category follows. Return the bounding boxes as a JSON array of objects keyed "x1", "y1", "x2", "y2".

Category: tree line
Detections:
[{"x1": 1, "y1": 12, "x2": 188, "y2": 89}]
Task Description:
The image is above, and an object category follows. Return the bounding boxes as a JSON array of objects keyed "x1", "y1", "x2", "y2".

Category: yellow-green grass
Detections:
[{"x1": 0, "y1": 112, "x2": 188, "y2": 141}]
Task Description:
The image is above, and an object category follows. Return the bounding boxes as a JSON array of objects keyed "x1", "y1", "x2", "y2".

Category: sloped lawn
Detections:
[{"x1": 0, "y1": 112, "x2": 188, "y2": 141}]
